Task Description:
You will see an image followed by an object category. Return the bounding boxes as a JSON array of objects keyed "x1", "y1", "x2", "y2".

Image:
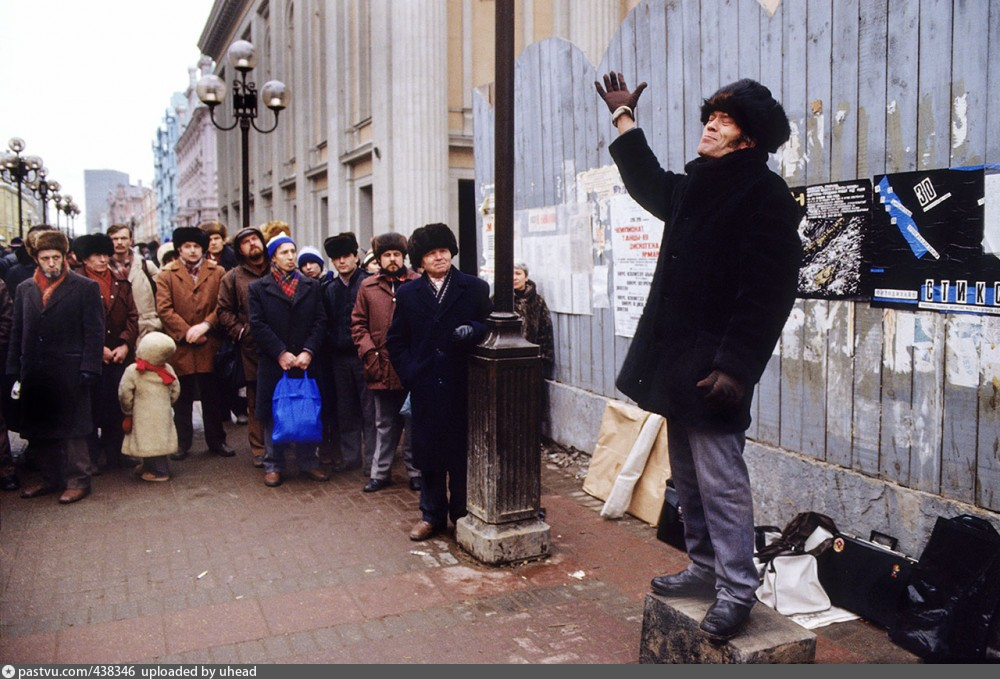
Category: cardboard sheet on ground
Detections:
[{"x1": 583, "y1": 401, "x2": 671, "y2": 525}]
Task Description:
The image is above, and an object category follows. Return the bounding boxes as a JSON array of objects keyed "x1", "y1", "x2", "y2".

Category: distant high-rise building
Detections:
[
  {"x1": 153, "y1": 92, "x2": 187, "y2": 242},
  {"x1": 84, "y1": 169, "x2": 129, "y2": 234}
]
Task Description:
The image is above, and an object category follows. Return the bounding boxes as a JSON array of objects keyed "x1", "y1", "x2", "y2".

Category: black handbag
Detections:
[
  {"x1": 890, "y1": 514, "x2": 1000, "y2": 662},
  {"x1": 655, "y1": 478, "x2": 685, "y2": 551},
  {"x1": 816, "y1": 530, "x2": 916, "y2": 630},
  {"x1": 215, "y1": 337, "x2": 245, "y2": 389}
]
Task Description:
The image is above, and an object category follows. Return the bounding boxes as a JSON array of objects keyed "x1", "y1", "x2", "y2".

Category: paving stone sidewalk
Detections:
[{"x1": 0, "y1": 424, "x2": 918, "y2": 664}]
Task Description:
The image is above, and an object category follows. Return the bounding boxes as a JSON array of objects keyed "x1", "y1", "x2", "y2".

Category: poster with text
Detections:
[
  {"x1": 608, "y1": 194, "x2": 663, "y2": 337},
  {"x1": 867, "y1": 167, "x2": 1000, "y2": 315},
  {"x1": 795, "y1": 179, "x2": 872, "y2": 299}
]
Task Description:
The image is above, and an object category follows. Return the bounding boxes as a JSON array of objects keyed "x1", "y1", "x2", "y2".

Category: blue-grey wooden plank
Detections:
[
  {"x1": 736, "y1": 0, "x2": 761, "y2": 81},
  {"x1": 989, "y1": 0, "x2": 1000, "y2": 164},
  {"x1": 825, "y1": 301, "x2": 855, "y2": 468},
  {"x1": 663, "y1": 0, "x2": 687, "y2": 185},
  {"x1": 950, "y1": 0, "x2": 989, "y2": 167},
  {"x1": 853, "y1": 305, "x2": 883, "y2": 475},
  {"x1": 680, "y1": 0, "x2": 703, "y2": 161},
  {"x1": 941, "y1": 317, "x2": 980, "y2": 504},
  {"x1": 978, "y1": 319, "x2": 1000, "y2": 510},
  {"x1": 857, "y1": 0, "x2": 888, "y2": 180},
  {"x1": 830, "y1": 0, "x2": 860, "y2": 183}
]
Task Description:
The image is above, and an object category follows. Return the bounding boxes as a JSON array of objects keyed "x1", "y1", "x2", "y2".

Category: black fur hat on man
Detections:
[
  {"x1": 171, "y1": 226, "x2": 208, "y2": 251},
  {"x1": 700, "y1": 79, "x2": 791, "y2": 154},
  {"x1": 72, "y1": 233, "x2": 115, "y2": 261},
  {"x1": 324, "y1": 232, "x2": 359, "y2": 259},
  {"x1": 408, "y1": 223, "x2": 458, "y2": 267},
  {"x1": 371, "y1": 232, "x2": 409, "y2": 259},
  {"x1": 32, "y1": 229, "x2": 69, "y2": 257}
]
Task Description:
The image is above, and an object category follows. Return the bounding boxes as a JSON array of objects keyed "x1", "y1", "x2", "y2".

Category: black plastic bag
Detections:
[
  {"x1": 890, "y1": 514, "x2": 1000, "y2": 662},
  {"x1": 215, "y1": 337, "x2": 245, "y2": 389}
]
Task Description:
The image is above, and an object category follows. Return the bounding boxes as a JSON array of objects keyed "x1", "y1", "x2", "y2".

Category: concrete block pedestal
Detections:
[{"x1": 639, "y1": 593, "x2": 816, "y2": 663}]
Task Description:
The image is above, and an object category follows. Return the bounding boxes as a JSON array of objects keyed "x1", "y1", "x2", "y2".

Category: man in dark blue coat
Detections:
[
  {"x1": 248, "y1": 234, "x2": 329, "y2": 488},
  {"x1": 387, "y1": 223, "x2": 492, "y2": 541},
  {"x1": 596, "y1": 73, "x2": 803, "y2": 641},
  {"x1": 6, "y1": 229, "x2": 105, "y2": 504}
]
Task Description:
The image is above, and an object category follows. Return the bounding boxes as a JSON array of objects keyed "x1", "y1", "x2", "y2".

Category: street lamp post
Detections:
[
  {"x1": 0, "y1": 137, "x2": 44, "y2": 238},
  {"x1": 195, "y1": 40, "x2": 288, "y2": 229},
  {"x1": 31, "y1": 172, "x2": 60, "y2": 225}
]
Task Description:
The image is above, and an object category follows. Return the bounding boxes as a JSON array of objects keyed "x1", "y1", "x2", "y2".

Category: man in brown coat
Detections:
[
  {"x1": 351, "y1": 232, "x2": 421, "y2": 492},
  {"x1": 217, "y1": 226, "x2": 269, "y2": 468},
  {"x1": 155, "y1": 227, "x2": 234, "y2": 460},
  {"x1": 73, "y1": 233, "x2": 139, "y2": 471}
]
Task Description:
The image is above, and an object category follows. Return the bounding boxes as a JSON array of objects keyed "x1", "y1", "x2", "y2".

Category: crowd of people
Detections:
[{"x1": 0, "y1": 219, "x2": 555, "y2": 543}]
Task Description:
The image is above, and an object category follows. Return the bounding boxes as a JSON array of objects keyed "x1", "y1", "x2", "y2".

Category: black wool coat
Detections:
[
  {"x1": 248, "y1": 273, "x2": 328, "y2": 423},
  {"x1": 6, "y1": 271, "x2": 105, "y2": 438},
  {"x1": 609, "y1": 129, "x2": 802, "y2": 433},
  {"x1": 386, "y1": 268, "x2": 492, "y2": 471}
]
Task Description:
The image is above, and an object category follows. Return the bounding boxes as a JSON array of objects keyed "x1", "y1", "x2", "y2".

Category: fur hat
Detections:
[
  {"x1": 260, "y1": 220, "x2": 291, "y2": 243},
  {"x1": 297, "y1": 246, "x2": 325, "y2": 269},
  {"x1": 266, "y1": 234, "x2": 295, "y2": 259},
  {"x1": 135, "y1": 331, "x2": 177, "y2": 365},
  {"x1": 198, "y1": 221, "x2": 228, "y2": 240},
  {"x1": 324, "y1": 232, "x2": 359, "y2": 259},
  {"x1": 31, "y1": 229, "x2": 69, "y2": 257},
  {"x1": 371, "y1": 232, "x2": 409, "y2": 259},
  {"x1": 72, "y1": 233, "x2": 115, "y2": 261},
  {"x1": 171, "y1": 226, "x2": 208, "y2": 251},
  {"x1": 157, "y1": 241, "x2": 176, "y2": 266},
  {"x1": 232, "y1": 227, "x2": 267, "y2": 264},
  {"x1": 408, "y1": 223, "x2": 457, "y2": 266},
  {"x1": 700, "y1": 79, "x2": 790, "y2": 154}
]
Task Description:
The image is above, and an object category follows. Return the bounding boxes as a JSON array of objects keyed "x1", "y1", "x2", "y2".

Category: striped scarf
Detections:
[
  {"x1": 271, "y1": 262, "x2": 300, "y2": 298},
  {"x1": 429, "y1": 267, "x2": 454, "y2": 305},
  {"x1": 184, "y1": 257, "x2": 203, "y2": 282}
]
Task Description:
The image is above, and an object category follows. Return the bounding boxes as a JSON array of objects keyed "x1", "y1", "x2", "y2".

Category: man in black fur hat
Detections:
[
  {"x1": 595, "y1": 73, "x2": 803, "y2": 641},
  {"x1": 386, "y1": 223, "x2": 492, "y2": 541},
  {"x1": 321, "y1": 232, "x2": 375, "y2": 474}
]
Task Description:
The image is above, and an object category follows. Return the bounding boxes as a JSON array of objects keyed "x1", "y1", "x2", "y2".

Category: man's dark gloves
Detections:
[
  {"x1": 697, "y1": 370, "x2": 745, "y2": 409},
  {"x1": 79, "y1": 371, "x2": 100, "y2": 386},
  {"x1": 594, "y1": 72, "x2": 647, "y2": 117},
  {"x1": 451, "y1": 324, "x2": 475, "y2": 345}
]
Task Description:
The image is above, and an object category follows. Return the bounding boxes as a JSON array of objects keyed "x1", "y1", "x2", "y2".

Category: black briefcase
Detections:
[
  {"x1": 816, "y1": 530, "x2": 916, "y2": 630},
  {"x1": 656, "y1": 479, "x2": 685, "y2": 552}
]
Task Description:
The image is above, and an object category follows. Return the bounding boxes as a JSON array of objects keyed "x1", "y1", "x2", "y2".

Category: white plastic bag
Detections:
[{"x1": 756, "y1": 554, "x2": 831, "y2": 616}]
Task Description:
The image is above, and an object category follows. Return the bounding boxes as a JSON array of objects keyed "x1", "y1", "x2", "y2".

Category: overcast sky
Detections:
[{"x1": 0, "y1": 0, "x2": 215, "y2": 230}]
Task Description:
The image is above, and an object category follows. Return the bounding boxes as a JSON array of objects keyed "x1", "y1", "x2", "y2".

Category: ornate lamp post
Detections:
[
  {"x1": 195, "y1": 40, "x2": 288, "y2": 229},
  {"x1": 30, "y1": 172, "x2": 60, "y2": 225},
  {"x1": 0, "y1": 137, "x2": 45, "y2": 238}
]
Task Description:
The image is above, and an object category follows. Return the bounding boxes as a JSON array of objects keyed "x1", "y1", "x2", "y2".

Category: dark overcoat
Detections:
[
  {"x1": 386, "y1": 268, "x2": 492, "y2": 471},
  {"x1": 6, "y1": 271, "x2": 105, "y2": 438},
  {"x1": 247, "y1": 272, "x2": 327, "y2": 422},
  {"x1": 609, "y1": 129, "x2": 802, "y2": 433}
]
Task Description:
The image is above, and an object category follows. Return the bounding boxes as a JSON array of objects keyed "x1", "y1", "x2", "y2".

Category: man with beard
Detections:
[
  {"x1": 7, "y1": 230, "x2": 104, "y2": 504},
  {"x1": 73, "y1": 233, "x2": 139, "y2": 472},
  {"x1": 217, "y1": 226, "x2": 270, "y2": 468},
  {"x1": 156, "y1": 227, "x2": 235, "y2": 461},
  {"x1": 322, "y1": 232, "x2": 375, "y2": 474},
  {"x1": 351, "y1": 232, "x2": 422, "y2": 493},
  {"x1": 107, "y1": 223, "x2": 161, "y2": 342}
]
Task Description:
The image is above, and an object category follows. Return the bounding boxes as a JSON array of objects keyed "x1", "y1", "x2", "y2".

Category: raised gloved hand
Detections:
[
  {"x1": 451, "y1": 324, "x2": 475, "y2": 345},
  {"x1": 696, "y1": 370, "x2": 745, "y2": 409},
  {"x1": 594, "y1": 72, "x2": 647, "y2": 120},
  {"x1": 79, "y1": 371, "x2": 100, "y2": 387}
]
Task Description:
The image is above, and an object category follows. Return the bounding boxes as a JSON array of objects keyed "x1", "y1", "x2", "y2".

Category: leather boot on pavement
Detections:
[{"x1": 650, "y1": 569, "x2": 716, "y2": 597}]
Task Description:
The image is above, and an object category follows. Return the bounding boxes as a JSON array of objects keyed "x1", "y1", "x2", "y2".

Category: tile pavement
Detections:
[{"x1": 0, "y1": 424, "x2": 919, "y2": 664}]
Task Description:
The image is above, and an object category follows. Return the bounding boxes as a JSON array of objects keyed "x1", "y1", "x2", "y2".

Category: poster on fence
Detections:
[
  {"x1": 795, "y1": 179, "x2": 873, "y2": 299},
  {"x1": 867, "y1": 166, "x2": 1000, "y2": 315},
  {"x1": 608, "y1": 193, "x2": 663, "y2": 337}
]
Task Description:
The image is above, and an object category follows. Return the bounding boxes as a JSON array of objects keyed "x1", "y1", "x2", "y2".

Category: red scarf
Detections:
[
  {"x1": 33, "y1": 263, "x2": 68, "y2": 307},
  {"x1": 135, "y1": 359, "x2": 176, "y2": 384},
  {"x1": 83, "y1": 267, "x2": 114, "y2": 311},
  {"x1": 271, "y1": 263, "x2": 300, "y2": 298}
]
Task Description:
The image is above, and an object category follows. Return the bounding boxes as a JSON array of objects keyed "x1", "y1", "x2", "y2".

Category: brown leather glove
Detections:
[
  {"x1": 696, "y1": 370, "x2": 746, "y2": 409},
  {"x1": 594, "y1": 72, "x2": 648, "y2": 116}
]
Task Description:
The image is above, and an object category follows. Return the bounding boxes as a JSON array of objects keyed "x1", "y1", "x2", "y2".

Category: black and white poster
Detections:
[
  {"x1": 794, "y1": 179, "x2": 872, "y2": 299},
  {"x1": 867, "y1": 167, "x2": 1000, "y2": 315}
]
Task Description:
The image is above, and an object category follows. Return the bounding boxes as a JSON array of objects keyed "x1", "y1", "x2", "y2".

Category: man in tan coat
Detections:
[
  {"x1": 217, "y1": 226, "x2": 269, "y2": 468},
  {"x1": 351, "y1": 232, "x2": 421, "y2": 493},
  {"x1": 155, "y1": 227, "x2": 234, "y2": 460}
]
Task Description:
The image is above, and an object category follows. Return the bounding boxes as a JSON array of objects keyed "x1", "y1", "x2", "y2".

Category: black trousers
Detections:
[{"x1": 174, "y1": 372, "x2": 227, "y2": 453}]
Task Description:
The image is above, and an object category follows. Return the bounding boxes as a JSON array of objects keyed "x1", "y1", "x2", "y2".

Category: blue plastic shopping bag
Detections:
[{"x1": 271, "y1": 370, "x2": 323, "y2": 444}]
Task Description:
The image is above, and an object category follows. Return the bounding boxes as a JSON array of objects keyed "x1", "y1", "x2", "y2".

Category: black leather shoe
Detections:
[
  {"x1": 408, "y1": 477, "x2": 421, "y2": 491},
  {"x1": 363, "y1": 477, "x2": 391, "y2": 493},
  {"x1": 650, "y1": 570, "x2": 716, "y2": 598},
  {"x1": 699, "y1": 600, "x2": 753, "y2": 642},
  {"x1": 170, "y1": 450, "x2": 190, "y2": 461},
  {"x1": 0, "y1": 474, "x2": 21, "y2": 491},
  {"x1": 212, "y1": 445, "x2": 236, "y2": 458}
]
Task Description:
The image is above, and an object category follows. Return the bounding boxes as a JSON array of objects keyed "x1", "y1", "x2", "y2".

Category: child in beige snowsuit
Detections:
[{"x1": 119, "y1": 332, "x2": 181, "y2": 481}]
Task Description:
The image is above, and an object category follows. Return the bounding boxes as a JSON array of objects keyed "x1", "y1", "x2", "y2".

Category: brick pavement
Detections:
[{"x1": 0, "y1": 423, "x2": 918, "y2": 664}]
